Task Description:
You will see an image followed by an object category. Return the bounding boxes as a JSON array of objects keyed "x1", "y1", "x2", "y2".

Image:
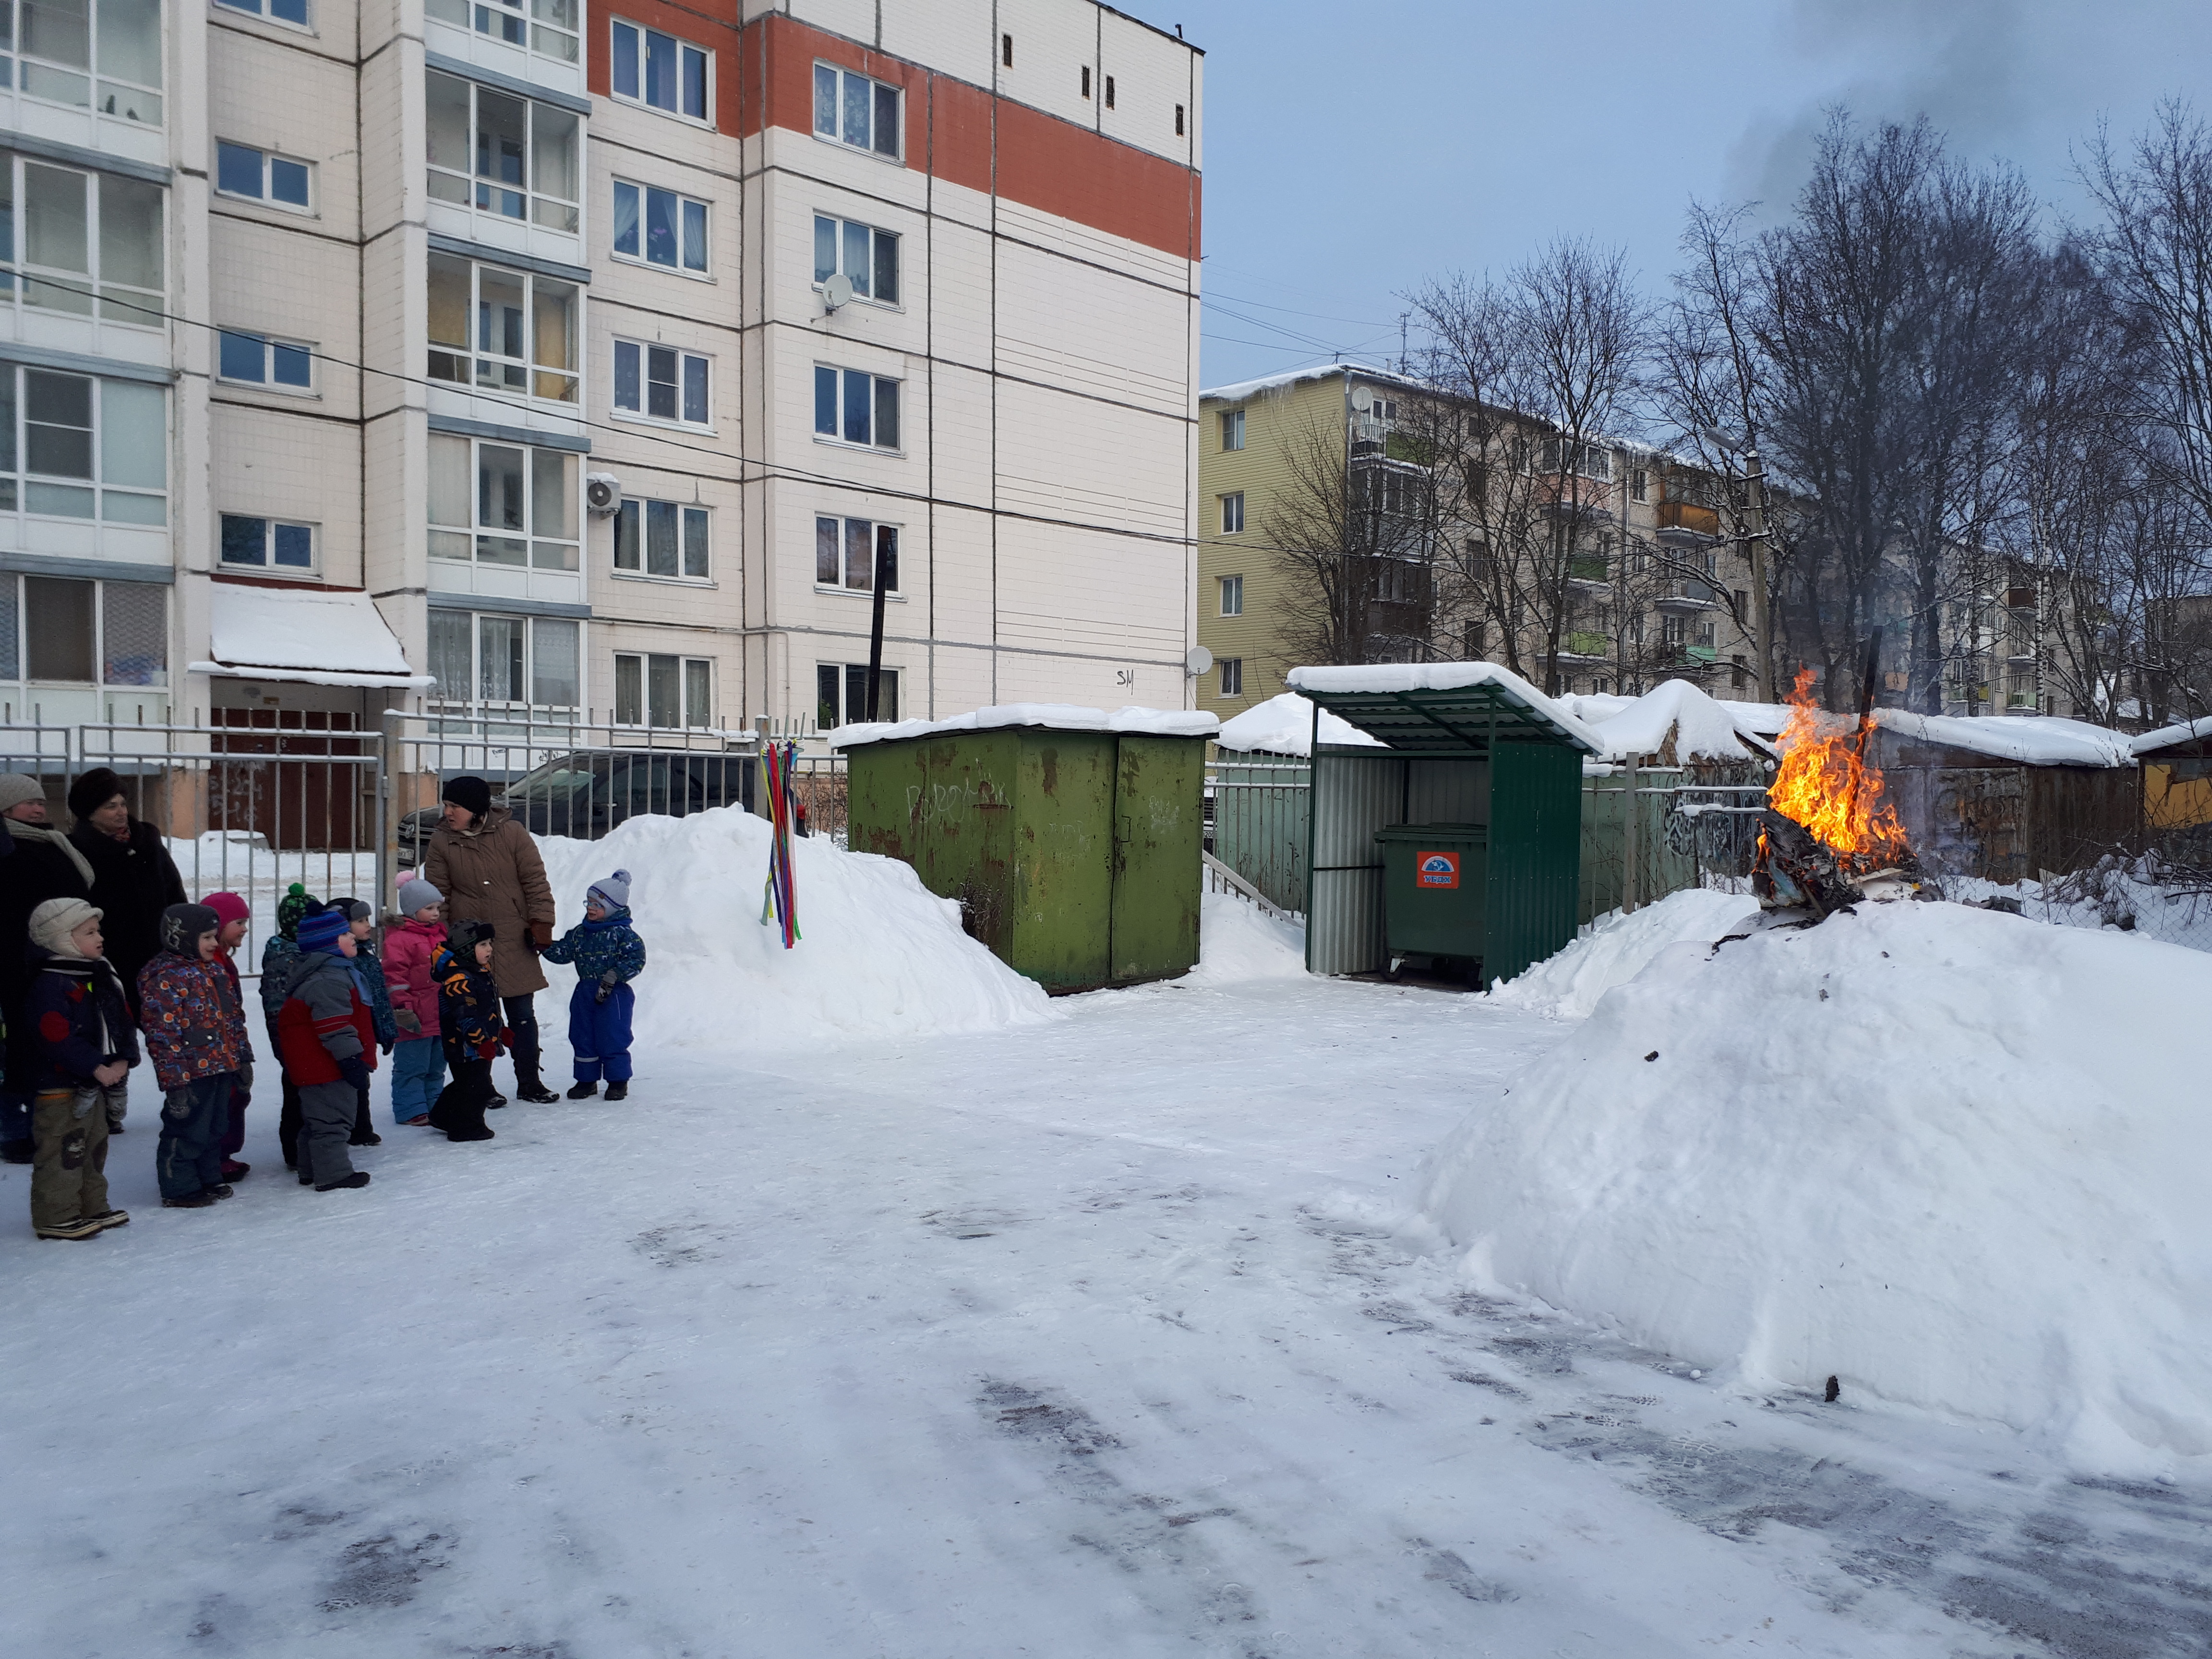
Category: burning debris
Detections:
[{"x1": 1753, "y1": 655, "x2": 1928, "y2": 919}]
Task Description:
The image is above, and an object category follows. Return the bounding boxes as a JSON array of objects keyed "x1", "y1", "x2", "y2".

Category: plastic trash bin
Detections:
[{"x1": 1374, "y1": 823, "x2": 1489, "y2": 966}]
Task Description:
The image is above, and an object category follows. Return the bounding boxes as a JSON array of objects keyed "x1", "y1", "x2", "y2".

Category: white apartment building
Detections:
[{"x1": 0, "y1": 0, "x2": 1202, "y2": 756}]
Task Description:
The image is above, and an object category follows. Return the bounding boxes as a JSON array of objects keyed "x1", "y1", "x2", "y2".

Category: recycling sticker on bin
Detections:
[{"x1": 1416, "y1": 851, "x2": 1460, "y2": 889}]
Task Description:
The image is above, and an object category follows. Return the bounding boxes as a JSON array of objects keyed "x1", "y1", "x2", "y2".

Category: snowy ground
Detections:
[{"x1": 4, "y1": 918, "x2": 2209, "y2": 1656}]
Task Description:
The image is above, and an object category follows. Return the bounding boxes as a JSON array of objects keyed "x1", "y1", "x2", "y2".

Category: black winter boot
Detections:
[
  {"x1": 566, "y1": 1081, "x2": 597, "y2": 1099},
  {"x1": 316, "y1": 1171, "x2": 372, "y2": 1191},
  {"x1": 604, "y1": 1081, "x2": 628, "y2": 1101}
]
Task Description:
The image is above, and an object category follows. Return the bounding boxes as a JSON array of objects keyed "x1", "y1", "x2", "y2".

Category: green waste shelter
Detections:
[
  {"x1": 833, "y1": 706, "x2": 1219, "y2": 993},
  {"x1": 1285, "y1": 664, "x2": 1600, "y2": 986}
]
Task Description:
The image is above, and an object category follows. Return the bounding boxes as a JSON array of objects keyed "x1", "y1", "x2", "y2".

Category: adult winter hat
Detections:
[
  {"x1": 29, "y1": 896, "x2": 100, "y2": 956},
  {"x1": 397, "y1": 877, "x2": 442, "y2": 914},
  {"x1": 66, "y1": 767, "x2": 128, "y2": 821},
  {"x1": 587, "y1": 868, "x2": 632, "y2": 911},
  {"x1": 442, "y1": 775, "x2": 493, "y2": 819},
  {"x1": 0, "y1": 774, "x2": 44, "y2": 813},
  {"x1": 296, "y1": 907, "x2": 350, "y2": 953},
  {"x1": 158, "y1": 902, "x2": 220, "y2": 957},
  {"x1": 276, "y1": 883, "x2": 321, "y2": 939},
  {"x1": 201, "y1": 891, "x2": 250, "y2": 929}
]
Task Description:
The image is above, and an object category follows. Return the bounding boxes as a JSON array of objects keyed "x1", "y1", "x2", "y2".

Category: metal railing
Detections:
[{"x1": 1205, "y1": 757, "x2": 1310, "y2": 916}]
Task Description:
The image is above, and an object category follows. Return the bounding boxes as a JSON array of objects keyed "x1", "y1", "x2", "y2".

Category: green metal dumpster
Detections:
[
  {"x1": 1374, "y1": 824, "x2": 1488, "y2": 964},
  {"x1": 836, "y1": 709, "x2": 1216, "y2": 993}
]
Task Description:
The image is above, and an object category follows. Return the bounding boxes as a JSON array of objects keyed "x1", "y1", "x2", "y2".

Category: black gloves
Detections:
[
  {"x1": 337, "y1": 1055, "x2": 373, "y2": 1093},
  {"x1": 594, "y1": 969, "x2": 618, "y2": 1004}
]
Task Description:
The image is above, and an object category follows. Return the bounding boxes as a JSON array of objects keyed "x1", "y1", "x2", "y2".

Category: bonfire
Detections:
[{"x1": 1754, "y1": 666, "x2": 1922, "y2": 916}]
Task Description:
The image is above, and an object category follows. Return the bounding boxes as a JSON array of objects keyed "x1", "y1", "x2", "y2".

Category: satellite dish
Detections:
[
  {"x1": 823, "y1": 273, "x2": 854, "y2": 312},
  {"x1": 1185, "y1": 646, "x2": 1214, "y2": 677},
  {"x1": 1349, "y1": 385, "x2": 1374, "y2": 412}
]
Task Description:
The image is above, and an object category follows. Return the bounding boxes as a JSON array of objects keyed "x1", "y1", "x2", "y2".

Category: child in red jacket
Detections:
[
  {"x1": 276, "y1": 907, "x2": 377, "y2": 1192},
  {"x1": 383, "y1": 878, "x2": 447, "y2": 1127},
  {"x1": 202, "y1": 891, "x2": 254, "y2": 1182}
]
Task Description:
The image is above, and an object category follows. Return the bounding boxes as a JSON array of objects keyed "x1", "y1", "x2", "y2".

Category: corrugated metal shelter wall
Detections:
[
  {"x1": 1485, "y1": 742, "x2": 1584, "y2": 985},
  {"x1": 1406, "y1": 757, "x2": 1489, "y2": 824},
  {"x1": 1307, "y1": 751, "x2": 1402, "y2": 974}
]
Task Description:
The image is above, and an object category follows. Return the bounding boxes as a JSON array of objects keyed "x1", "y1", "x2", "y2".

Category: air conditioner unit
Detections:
[{"x1": 585, "y1": 473, "x2": 623, "y2": 517}]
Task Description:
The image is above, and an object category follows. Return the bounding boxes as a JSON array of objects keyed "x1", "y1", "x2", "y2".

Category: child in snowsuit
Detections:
[
  {"x1": 262, "y1": 883, "x2": 318, "y2": 1170},
  {"x1": 276, "y1": 907, "x2": 378, "y2": 1191},
  {"x1": 428, "y1": 918, "x2": 503, "y2": 1142},
  {"x1": 541, "y1": 869, "x2": 646, "y2": 1101},
  {"x1": 382, "y1": 878, "x2": 447, "y2": 1127},
  {"x1": 24, "y1": 897, "x2": 137, "y2": 1239},
  {"x1": 329, "y1": 897, "x2": 397, "y2": 1146},
  {"x1": 203, "y1": 891, "x2": 254, "y2": 1182},
  {"x1": 139, "y1": 903, "x2": 252, "y2": 1210}
]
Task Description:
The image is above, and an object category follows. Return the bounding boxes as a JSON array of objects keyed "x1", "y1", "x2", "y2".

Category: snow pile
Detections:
[
  {"x1": 1486, "y1": 888, "x2": 1758, "y2": 1020},
  {"x1": 1187, "y1": 890, "x2": 1307, "y2": 982},
  {"x1": 1566, "y1": 680, "x2": 1771, "y2": 764},
  {"x1": 1421, "y1": 900, "x2": 2212, "y2": 1470},
  {"x1": 829, "y1": 703, "x2": 1217, "y2": 748},
  {"x1": 534, "y1": 809, "x2": 1050, "y2": 1051},
  {"x1": 1875, "y1": 709, "x2": 2134, "y2": 768},
  {"x1": 1215, "y1": 692, "x2": 1383, "y2": 757}
]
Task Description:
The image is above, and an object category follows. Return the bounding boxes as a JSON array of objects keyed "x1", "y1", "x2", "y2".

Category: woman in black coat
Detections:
[{"x1": 66, "y1": 768, "x2": 187, "y2": 1021}]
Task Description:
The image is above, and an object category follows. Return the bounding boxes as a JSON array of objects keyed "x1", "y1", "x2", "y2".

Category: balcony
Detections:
[
  {"x1": 1565, "y1": 553, "x2": 1610, "y2": 589},
  {"x1": 1656, "y1": 500, "x2": 1721, "y2": 543},
  {"x1": 1560, "y1": 630, "x2": 1611, "y2": 660},
  {"x1": 2005, "y1": 587, "x2": 2037, "y2": 611},
  {"x1": 1653, "y1": 577, "x2": 1722, "y2": 611}
]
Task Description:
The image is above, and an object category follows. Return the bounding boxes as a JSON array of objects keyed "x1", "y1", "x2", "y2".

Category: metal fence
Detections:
[
  {"x1": 1579, "y1": 766, "x2": 1766, "y2": 924},
  {"x1": 1205, "y1": 758, "x2": 1310, "y2": 915}
]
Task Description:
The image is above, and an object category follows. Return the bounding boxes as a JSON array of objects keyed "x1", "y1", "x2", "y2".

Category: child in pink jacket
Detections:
[{"x1": 383, "y1": 878, "x2": 447, "y2": 1126}]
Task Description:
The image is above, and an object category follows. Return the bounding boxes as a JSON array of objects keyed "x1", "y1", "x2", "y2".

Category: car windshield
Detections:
[{"x1": 506, "y1": 762, "x2": 596, "y2": 802}]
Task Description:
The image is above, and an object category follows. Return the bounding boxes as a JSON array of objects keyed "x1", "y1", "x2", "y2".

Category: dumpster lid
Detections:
[
  {"x1": 828, "y1": 702, "x2": 1219, "y2": 749},
  {"x1": 1285, "y1": 662, "x2": 1599, "y2": 754}
]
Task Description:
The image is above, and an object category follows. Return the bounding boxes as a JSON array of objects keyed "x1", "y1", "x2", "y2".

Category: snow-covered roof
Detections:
[
  {"x1": 827, "y1": 703, "x2": 1218, "y2": 750},
  {"x1": 1200, "y1": 359, "x2": 1428, "y2": 406},
  {"x1": 1285, "y1": 661, "x2": 1606, "y2": 752},
  {"x1": 195, "y1": 584, "x2": 433, "y2": 688},
  {"x1": 1560, "y1": 679, "x2": 1772, "y2": 764},
  {"x1": 1214, "y1": 691, "x2": 1384, "y2": 757},
  {"x1": 2132, "y1": 714, "x2": 2212, "y2": 757},
  {"x1": 1874, "y1": 709, "x2": 2135, "y2": 768},
  {"x1": 1714, "y1": 698, "x2": 1793, "y2": 738}
]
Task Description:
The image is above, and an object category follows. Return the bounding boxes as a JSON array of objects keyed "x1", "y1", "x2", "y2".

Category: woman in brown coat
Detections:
[{"x1": 422, "y1": 776, "x2": 561, "y2": 1103}]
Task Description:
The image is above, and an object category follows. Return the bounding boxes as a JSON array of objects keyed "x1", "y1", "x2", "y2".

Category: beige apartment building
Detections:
[
  {"x1": 0, "y1": 0, "x2": 1202, "y2": 755},
  {"x1": 1196, "y1": 361, "x2": 1759, "y2": 719}
]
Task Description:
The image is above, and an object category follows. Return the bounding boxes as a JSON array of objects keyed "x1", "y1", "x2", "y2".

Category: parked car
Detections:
[{"x1": 502, "y1": 749, "x2": 756, "y2": 840}]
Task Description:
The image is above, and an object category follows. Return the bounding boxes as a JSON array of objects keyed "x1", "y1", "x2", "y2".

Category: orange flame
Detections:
[{"x1": 1767, "y1": 667, "x2": 1912, "y2": 868}]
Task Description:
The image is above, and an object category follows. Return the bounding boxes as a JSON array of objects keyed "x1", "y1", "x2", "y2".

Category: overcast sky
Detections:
[{"x1": 1166, "y1": 0, "x2": 2212, "y2": 390}]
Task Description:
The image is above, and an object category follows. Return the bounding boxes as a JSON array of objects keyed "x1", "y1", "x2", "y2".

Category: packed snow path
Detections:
[{"x1": 4, "y1": 971, "x2": 2208, "y2": 1657}]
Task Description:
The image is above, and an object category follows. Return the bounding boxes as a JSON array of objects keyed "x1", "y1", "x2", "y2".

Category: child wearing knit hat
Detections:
[
  {"x1": 262, "y1": 884, "x2": 318, "y2": 1171},
  {"x1": 382, "y1": 878, "x2": 448, "y2": 1127},
  {"x1": 274, "y1": 907, "x2": 378, "y2": 1192},
  {"x1": 202, "y1": 892, "x2": 255, "y2": 1183},
  {"x1": 541, "y1": 870, "x2": 646, "y2": 1101},
  {"x1": 138, "y1": 903, "x2": 251, "y2": 1209},
  {"x1": 22, "y1": 898, "x2": 137, "y2": 1238}
]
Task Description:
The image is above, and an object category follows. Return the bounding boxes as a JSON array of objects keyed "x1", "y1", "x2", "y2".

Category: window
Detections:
[
  {"x1": 1219, "y1": 408, "x2": 1244, "y2": 451},
  {"x1": 613, "y1": 497, "x2": 709, "y2": 579},
  {"x1": 215, "y1": 142, "x2": 312, "y2": 210},
  {"x1": 0, "y1": 574, "x2": 165, "y2": 686},
  {"x1": 611, "y1": 20, "x2": 708, "y2": 121},
  {"x1": 430, "y1": 610, "x2": 580, "y2": 710},
  {"x1": 1218, "y1": 658, "x2": 1242, "y2": 697},
  {"x1": 1630, "y1": 466, "x2": 1648, "y2": 503},
  {"x1": 616, "y1": 652, "x2": 712, "y2": 728},
  {"x1": 1001, "y1": 33, "x2": 1012, "y2": 67},
  {"x1": 1220, "y1": 492, "x2": 1244, "y2": 535},
  {"x1": 0, "y1": 155, "x2": 164, "y2": 325},
  {"x1": 219, "y1": 515, "x2": 316, "y2": 571},
  {"x1": 811, "y1": 62, "x2": 901, "y2": 160},
  {"x1": 217, "y1": 331, "x2": 313, "y2": 391},
  {"x1": 815, "y1": 662, "x2": 899, "y2": 729},
  {"x1": 11, "y1": 0, "x2": 163, "y2": 123},
  {"x1": 1081, "y1": 65, "x2": 1090, "y2": 98},
  {"x1": 814, "y1": 516, "x2": 899, "y2": 594},
  {"x1": 1536, "y1": 437, "x2": 1612, "y2": 481},
  {"x1": 425, "y1": 0, "x2": 579, "y2": 64},
  {"x1": 1104, "y1": 74, "x2": 1115, "y2": 108},
  {"x1": 214, "y1": 0, "x2": 309, "y2": 26},
  {"x1": 1662, "y1": 614, "x2": 1685, "y2": 647},
  {"x1": 427, "y1": 432, "x2": 579, "y2": 570},
  {"x1": 613, "y1": 181, "x2": 708, "y2": 274},
  {"x1": 0, "y1": 367, "x2": 166, "y2": 524},
  {"x1": 1219, "y1": 575, "x2": 1242, "y2": 617},
  {"x1": 812, "y1": 366, "x2": 900, "y2": 451},
  {"x1": 613, "y1": 340, "x2": 709, "y2": 427},
  {"x1": 426, "y1": 72, "x2": 580, "y2": 233},
  {"x1": 1463, "y1": 620, "x2": 1485, "y2": 658},
  {"x1": 1175, "y1": 104, "x2": 1184, "y2": 136},
  {"x1": 812, "y1": 214, "x2": 899, "y2": 305},
  {"x1": 426, "y1": 254, "x2": 578, "y2": 403}
]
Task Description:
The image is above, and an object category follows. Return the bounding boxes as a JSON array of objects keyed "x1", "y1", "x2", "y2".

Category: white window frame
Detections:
[
  {"x1": 1219, "y1": 575, "x2": 1242, "y2": 617},
  {"x1": 609, "y1": 19, "x2": 711, "y2": 126},
  {"x1": 0, "y1": 154, "x2": 166, "y2": 329},
  {"x1": 612, "y1": 179, "x2": 710, "y2": 277},
  {"x1": 612, "y1": 338, "x2": 711, "y2": 430},
  {"x1": 427, "y1": 253, "x2": 581, "y2": 406},
  {"x1": 425, "y1": 0, "x2": 580, "y2": 70},
  {"x1": 814, "y1": 515, "x2": 901, "y2": 597},
  {"x1": 426, "y1": 71, "x2": 582, "y2": 236},
  {"x1": 214, "y1": 141, "x2": 314, "y2": 213},
  {"x1": 613, "y1": 651, "x2": 713, "y2": 729},
  {"x1": 810, "y1": 61, "x2": 902, "y2": 162},
  {"x1": 218, "y1": 514, "x2": 319, "y2": 574},
  {"x1": 429, "y1": 609, "x2": 582, "y2": 713},
  {"x1": 815, "y1": 661, "x2": 900, "y2": 729},
  {"x1": 0, "y1": 365, "x2": 168, "y2": 528},
  {"x1": 213, "y1": 0, "x2": 312, "y2": 31},
  {"x1": 812, "y1": 213, "x2": 899, "y2": 307},
  {"x1": 1220, "y1": 492, "x2": 1244, "y2": 535},
  {"x1": 427, "y1": 431, "x2": 581, "y2": 574},
  {"x1": 1219, "y1": 408, "x2": 1244, "y2": 451},
  {"x1": 612, "y1": 496, "x2": 710, "y2": 582},
  {"x1": 1218, "y1": 658, "x2": 1243, "y2": 697},
  {"x1": 812, "y1": 365, "x2": 901, "y2": 453},
  {"x1": 216, "y1": 330, "x2": 315, "y2": 395},
  {"x1": 0, "y1": 571, "x2": 168, "y2": 689},
  {"x1": 9, "y1": 0, "x2": 165, "y2": 127}
]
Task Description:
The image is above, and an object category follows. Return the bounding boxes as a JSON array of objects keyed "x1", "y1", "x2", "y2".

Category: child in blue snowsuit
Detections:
[{"x1": 541, "y1": 869, "x2": 645, "y2": 1101}]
